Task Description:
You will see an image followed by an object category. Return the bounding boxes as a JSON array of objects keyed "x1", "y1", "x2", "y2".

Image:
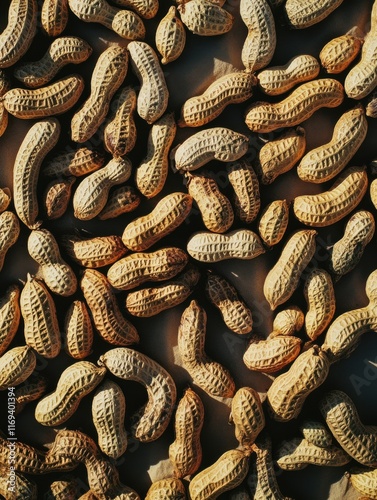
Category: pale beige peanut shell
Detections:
[
  {"x1": 226, "y1": 159, "x2": 260, "y2": 223},
  {"x1": 293, "y1": 166, "x2": 368, "y2": 227},
  {"x1": 0, "y1": 102, "x2": 8, "y2": 138},
  {"x1": 145, "y1": 478, "x2": 186, "y2": 500},
  {"x1": 243, "y1": 334, "x2": 302, "y2": 373},
  {"x1": 350, "y1": 467, "x2": 377, "y2": 499},
  {"x1": 42, "y1": 146, "x2": 105, "y2": 178},
  {"x1": 320, "y1": 34, "x2": 363, "y2": 74},
  {"x1": 0, "y1": 187, "x2": 11, "y2": 214},
  {"x1": 284, "y1": 0, "x2": 344, "y2": 29},
  {"x1": 112, "y1": 0, "x2": 159, "y2": 19},
  {"x1": 263, "y1": 229, "x2": 317, "y2": 311},
  {"x1": 64, "y1": 300, "x2": 94, "y2": 359},
  {"x1": 98, "y1": 347, "x2": 177, "y2": 442},
  {"x1": 0, "y1": 285, "x2": 21, "y2": 356},
  {"x1": 229, "y1": 387, "x2": 265, "y2": 449},
  {"x1": 272, "y1": 305, "x2": 305, "y2": 336},
  {"x1": 98, "y1": 185, "x2": 141, "y2": 219},
  {"x1": 0, "y1": 211, "x2": 20, "y2": 272},
  {"x1": 258, "y1": 199, "x2": 289, "y2": 247},
  {"x1": 43, "y1": 176, "x2": 76, "y2": 220},
  {"x1": 15, "y1": 374, "x2": 47, "y2": 415},
  {"x1": 155, "y1": 6, "x2": 186, "y2": 64},
  {"x1": 41, "y1": 0, "x2": 69, "y2": 37},
  {"x1": 0, "y1": 345, "x2": 36, "y2": 391},
  {"x1": 178, "y1": 0, "x2": 234, "y2": 36}
]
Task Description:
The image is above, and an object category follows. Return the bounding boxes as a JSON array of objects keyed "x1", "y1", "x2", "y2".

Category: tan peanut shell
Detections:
[
  {"x1": 41, "y1": 0, "x2": 69, "y2": 36},
  {"x1": 122, "y1": 192, "x2": 193, "y2": 251},
  {"x1": 186, "y1": 172, "x2": 234, "y2": 233},
  {"x1": 3, "y1": 74, "x2": 84, "y2": 119},
  {"x1": 128, "y1": 41, "x2": 169, "y2": 124},
  {"x1": 350, "y1": 467, "x2": 377, "y2": 499},
  {"x1": 155, "y1": 6, "x2": 186, "y2": 65},
  {"x1": 80, "y1": 268, "x2": 139, "y2": 346},
  {"x1": 125, "y1": 266, "x2": 200, "y2": 317},
  {"x1": 320, "y1": 34, "x2": 363, "y2": 74},
  {"x1": 27, "y1": 228, "x2": 77, "y2": 297},
  {"x1": 179, "y1": 70, "x2": 256, "y2": 127},
  {"x1": 20, "y1": 274, "x2": 61, "y2": 359},
  {"x1": 107, "y1": 246, "x2": 188, "y2": 290},
  {"x1": 293, "y1": 166, "x2": 368, "y2": 227},
  {"x1": 104, "y1": 86, "x2": 137, "y2": 157},
  {"x1": 14, "y1": 37, "x2": 92, "y2": 88},
  {"x1": 0, "y1": 0, "x2": 37, "y2": 68},
  {"x1": 145, "y1": 478, "x2": 186, "y2": 500},
  {"x1": 263, "y1": 229, "x2": 317, "y2": 311},
  {"x1": 240, "y1": 0, "x2": 276, "y2": 71},
  {"x1": 35, "y1": 361, "x2": 106, "y2": 426},
  {"x1": 188, "y1": 448, "x2": 251, "y2": 500},
  {"x1": 366, "y1": 94, "x2": 377, "y2": 118},
  {"x1": 0, "y1": 187, "x2": 11, "y2": 214},
  {"x1": 272, "y1": 305, "x2": 305, "y2": 336},
  {"x1": 43, "y1": 176, "x2": 76, "y2": 220},
  {"x1": 44, "y1": 478, "x2": 80, "y2": 500},
  {"x1": 13, "y1": 118, "x2": 60, "y2": 229},
  {"x1": 98, "y1": 347, "x2": 177, "y2": 442},
  {"x1": 267, "y1": 346, "x2": 330, "y2": 422},
  {"x1": 304, "y1": 268, "x2": 336, "y2": 341},
  {"x1": 284, "y1": 0, "x2": 344, "y2": 29},
  {"x1": 187, "y1": 228, "x2": 265, "y2": 262},
  {"x1": 169, "y1": 387, "x2": 204, "y2": 478},
  {"x1": 229, "y1": 387, "x2": 265, "y2": 449},
  {"x1": 329, "y1": 210, "x2": 375, "y2": 281},
  {"x1": 300, "y1": 420, "x2": 333, "y2": 448},
  {"x1": 258, "y1": 126, "x2": 306, "y2": 184},
  {"x1": 61, "y1": 233, "x2": 127, "y2": 268},
  {"x1": 0, "y1": 285, "x2": 21, "y2": 356},
  {"x1": 43, "y1": 146, "x2": 105, "y2": 178},
  {"x1": 0, "y1": 101, "x2": 8, "y2": 138},
  {"x1": 98, "y1": 185, "x2": 141, "y2": 219},
  {"x1": 0, "y1": 345, "x2": 36, "y2": 391},
  {"x1": 226, "y1": 160, "x2": 261, "y2": 223},
  {"x1": 68, "y1": 0, "x2": 146, "y2": 39},
  {"x1": 320, "y1": 390, "x2": 377, "y2": 467},
  {"x1": 92, "y1": 380, "x2": 127, "y2": 459},
  {"x1": 64, "y1": 300, "x2": 94, "y2": 359},
  {"x1": 178, "y1": 0, "x2": 234, "y2": 36},
  {"x1": 276, "y1": 437, "x2": 351, "y2": 470},
  {"x1": 73, "y1": 157, "x2": 132, "y2": 220},
  {"x1": 0, "y1": 211, "x2": 20, "y2": 272},
  {"x1": 258, "y1": 199, "x2": 289, "y2": 247},
  {"x1": 174, "y1": 127, "x2": 249, "y2": 172},
  {"x1": 257, "y1": 55, "x2": 320, "y2": 95},
  {"x1": 112, "y1": 0, "x2": 159, "y2": 19},
  {"x1": 245, "y1": 78, "x2": 344, "y2": 133},
  {"x1": 297, "y1": 105, "x2": 368, "y2": 183},
  {"x1": 178, "y1": 300, "x2": 236, "y2": 399},
  {"x1": 205, "y1": 271, "x2": 253, "y2": 334},
  {"x1": 243, "y1": 334, "x2": 302, "y2": 373},
  {"x1": 135, "y1": 112, "x2": 177, "y2": 198}
]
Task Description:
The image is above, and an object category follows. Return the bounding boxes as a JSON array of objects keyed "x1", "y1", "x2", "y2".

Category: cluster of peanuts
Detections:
[{"x1": 2, "y1": 0, "x2": 377, "y2": 498}]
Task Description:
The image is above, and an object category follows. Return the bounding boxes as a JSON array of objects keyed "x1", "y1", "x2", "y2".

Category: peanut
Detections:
[
  {"x1": 0, "y1": 285, "x2": 21, "y2": 356},
  {"x1": 44, "y1": 478, "x2": 80, "y2": 500},
  {"x1": 15, "y1": 373, "x2": 47, "y2": 415},
  {"x1": 320, "y1": 33, "x2": 363, "y2": 74},
  {"x1": 0, "y1": 187, "x2": 11, "y2": 214},
  {"x1": 304, "y1": 268, "x2": 336, "y2": 341},
  {"x1": 186, "y1": 172, "x2": 234, "y2": 233},
  {"x1": 188, "y1": 448, "x2": 251, "y2": 500},
  {"x1": 284, "y1": 0, "x2": 344, "y2": 29},
  {"x1": 257, "y1": 55, "x2": 320, "y2": 95},
  {"x1": 300, "y1": 420, "x2": 333, "y2": 448},
  {"x1": 125, "y1": 265, "x2": 200, "y2": 317},
  {"x1": 155, "y1": 6, "x2": 186, "y2": 65},
  {"x1": 205, "y1": 270, "x2": 253, "y2": 335},
  {"x1": 174, "y1": 127, "x2": 249, "y2": 172},
  {"x1": 169, "y1": 387, "x2": 204, "y2": 478},
  {"x1": 226, "y1": 159, "x2": 261, "y2": 223},
  {"x1": 68, "y1": 0, "x2": 146, "y2": 39},
  {"x1": 320, "y1": 389, "x2": 377, "y2": 467},
  {"x1": 263, "y1": 229, "x2": 317, "y2": 311},
  {"x1": 80, "y1": 268, "x2": 139, "y2": 346},
  {"x1": 92, "y1": 380, "x2": 127, "y2": 459},
  {"x1": 272, "y1": 305, "x2": 305, "y2": 336},
  {"x1": 35, "y1": 360, "x2": 106, "y2": 426},
  {"x1": 121, "y1": 192, "x2": 193, "y2": 251},
  {"x1": 187, "y1": 228, "x2": 265, "y2": 262},
  {"x1": 329, "y1": 210, "x2": 375, "y2": 281},
  {"x1": 178, "y1": 299, "x2": 236, "y2": 399},
  {"x1": 41, "y1": 0, "x2": 69, "y2": 36},
  {"x1": 0, "y1": 211, "x2": 20, "y2": 272},
  {"x1": 73, "y1": 157, "x2": 132, "y2": 220},
  {"x1": 13, "y1": 118, "x2": 60, "y2": 229},
  {"x1": 145, "y1": 478, "x2": 186, "y2": 500},
  {"x1": 245, "y1": 78, "x2": 344, "y2": 133},
  {"x1": 71, "y1": 45, "x2": 128, "y2": 143},
  {"x1": 107, "y1": 246, "x2": 189, "y2": 290},
  {"x1": 98, "y1": 185, "x2": 141, "y2": 219},
  {"x1": 178, "y1": 0, "x2": 234, "y2": 36},
  {"x1": 266, "y1": 345, "x2": 330, "y2": 422},
  {"x1": 127, "y1": 41, "x2": 169, "y2": 123},
  {"x1": 27, "y1": 228, "x2": 77, "y2": 297},
  {"x1": 104, "y1": 86, "x2": 137, "y2": 157},
  {"x1": 14, "y1": 36, "x2": 92, "y2": 88},
  {"x1": 297, "y1": 105, "x2": 368, "y2": 183},
  {"x1": 243, "y1": 334, "x2": 302, "y2": 373},
  {"x1": 258, "y1": 126, "x2": 306, "y2": 184},
  {"x1": 3, "y1": 74, "x2": 84, "y2": 119},
  {"x1": 43, "y1": 176, "x2": 76, "y2": 220},
  {"x1": 178, "y1": 70, "x2": 256, "y2": 127},
  {"x1": 350, "y1": 467, "x2": 377, "y2": 499},
  {"x1": 98, "y1": 347, "x2": 177, "y2": 442},
  {"x1": 43, "y1": 146, "x2": 105, "y2": 178},
  {"x1": 293, "y1": 165, "x2": 368, "y2": 227},
  {"x1": 135, "y1": 112, "x2": 177, "y2": 198},
  {"x1": 112, "y1": 0, "x2": 159, "y2": 19},
  {"x1": 366, "y1": 93, "x2": 377, "y2": 118},
  {"x1": 63, "y1": 300, "x2": 94, "y2": 359},
  {"x1": 0, "y1": 101, "x2": 8, "y2": 137},
  {"x1": 229, "y1": 387, "x2": 265, "y2": 449},
  {"x1": 61, "y1": 233, "x2": 128, "y2": 268},
  {"x1": 0, "y1": 345, "x2": 36, "y2": 391},
  {"x1": 0, "y1": 0, "x2": 37, "y2": 68},
  {"x1": 20, "y1": 273, "x2": 62, "y2": 359},
  {"x1": 258, "y1": 199, "x2": 289, "y2": 247}
]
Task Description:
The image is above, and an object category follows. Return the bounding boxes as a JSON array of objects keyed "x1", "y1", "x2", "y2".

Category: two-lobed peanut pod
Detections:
[
  {"x1": 229, "y1": 387, "x2": 265, "y2": 449},
  {"x1": 178, "y1": 0, "x2": 234, "y2": 36},
  {"x1": 284, "y1": 0, "x2": 344, "y2": 29},
  {"x1": 226, "y1": 160, "x2": 260, "y2": 224},
  {"x1": 258, "y1": 199, "x2": 289, "y2": 247},
  {"x1": 41, "y1": 0, "x2": 69, "y2": 37},
  {"x1": 320, "y1": 33, "x2": 363, "y2": 74},
  {"x1": 243, "y1": 334, "x2": 302, "y2": 373},
  {"x1": 64, "y1": 300, "x2": 94, "y2": 359},
  {"x1": 0, "y1": 345, "x2": 36, "y2": 391},
  {"x1": 0, "y1": 211, "x2": 20, "y2": 272},
  {"x1": 155, "y1": 6, "x2": 186, "y2": 65},
  {"x1": 0, "y1": 285, "x2": 21, "y2": 356}
]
